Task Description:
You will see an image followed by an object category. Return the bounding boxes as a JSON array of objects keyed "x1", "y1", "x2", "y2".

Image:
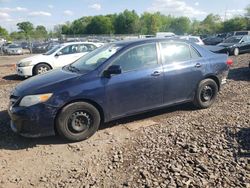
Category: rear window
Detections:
[
  {"x1": 189, "y1": 38, "x2": 199, "y2": 43},
  {"x1": 160, "y1": 43, "x2": 191, "y2": 63},
  {"x1": 160, "y1": 42, "x2": 201, "y2": 64},
  {"x1": 235, "y1": 32, "x2": 248, "y2": 36}
]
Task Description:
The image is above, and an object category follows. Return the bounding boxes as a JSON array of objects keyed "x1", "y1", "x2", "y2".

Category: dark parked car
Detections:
[
  {"x1": 217, "y1": 35, "x2": 250, "y2": 56},
  {"x1": 203, "y1": 36, "x2": 223, "y2": 45},
  {"x1": 8, "y1": 39, "x2": 231, "y2": 141}
]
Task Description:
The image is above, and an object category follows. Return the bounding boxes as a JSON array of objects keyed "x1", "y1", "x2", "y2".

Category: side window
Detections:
[
  {"x1": 161, "y1": 43, "x2": 191, "y2": 63},
  {"x1": 190, "y1": 46, "x2": 201, "y2": 59},
  {"x1": 60, "y1": 45, "x2": 78, "y2": 55},
  {"x1": 78, "y1": 44, "x2": 89, "y2": 53},
  {"x1": 112, "y1": 43, "x2": 158, "y2": 72},
  {"x1": 246, "y1": 36, "x2": 250, "y2": 42},
  {"x1": 86, "y1": 44, "x2": 97, "y2": 51}
]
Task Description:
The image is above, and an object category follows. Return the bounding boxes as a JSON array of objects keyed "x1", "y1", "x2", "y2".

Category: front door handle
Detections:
[
  {"x1": 151, "y1": 71, "x2": 161, "y2": 76},
  {"x1": 195, "y1": 63, "x2": 202, "y2": 68}
]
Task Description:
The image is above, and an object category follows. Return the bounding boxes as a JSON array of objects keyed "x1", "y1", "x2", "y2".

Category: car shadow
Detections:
[
  {"x1": 225, "y1": 126, "x2": 250, "y2": 159},
  {"x1": 101, "y1": 102, "x2": 196, "y2": 130},
  {"x1": 228, "y1": 66, "x2": 250, "y2": 82},
  {"x1": 0, "y1": 103, "x2": 196, "y2": 150},
  {"x1": 2, "y1": 74, "x2": 26, "y2": 81}
]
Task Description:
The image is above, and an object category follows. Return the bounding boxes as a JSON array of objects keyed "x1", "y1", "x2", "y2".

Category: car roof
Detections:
[
  {"x1": 111, "y1": 38, "x2": 213, "y2": 58},
  {"x1": 112, "y1": 38, "x2": 196, "y2": 47},
  {"x1": 61, "y1": 41, "x2": 99, "y2": 46}
]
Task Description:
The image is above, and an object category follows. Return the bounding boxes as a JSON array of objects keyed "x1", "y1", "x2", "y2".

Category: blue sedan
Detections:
[{"x1": 8, "y1": 38, "x2": 231, "y2": 141}]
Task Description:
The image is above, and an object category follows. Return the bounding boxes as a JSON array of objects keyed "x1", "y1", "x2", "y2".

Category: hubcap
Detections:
[
  {"x1": 68, "y1": 111, "x2": 92, "y2": 133},
  {"x1": 37, "y1": 66, "x2": 49, "y2": 74},
  {"x1": 201, "y1": 85, "x2": 213, "y2": 102}
]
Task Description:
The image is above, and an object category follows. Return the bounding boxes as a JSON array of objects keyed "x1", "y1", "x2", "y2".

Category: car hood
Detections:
[
  {"x1": 217, "y1": 43, "x2": 235, "y2": 47},
  {"x1": 18, "y1": 54, "x2": 48, "y2": 63},
  {"x1": 8, "y1": 48, "x2": 22, "y2": 50},
  {"x1": 14, "y1": 68, "x2": 80, "y2": 96}
]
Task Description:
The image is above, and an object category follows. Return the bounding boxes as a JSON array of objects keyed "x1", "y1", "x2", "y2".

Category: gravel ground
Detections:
[{"x1": 0, "y1": 54, "x2": 249, "y2": 188}]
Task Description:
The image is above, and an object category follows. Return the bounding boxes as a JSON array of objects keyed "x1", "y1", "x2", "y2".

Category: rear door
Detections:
[
  {"x1": 160, "y1": 42, "x2": 204, "y2": 105},
  {"x1": 104, "y1": 43, "x2": 164, "y2": 119}
]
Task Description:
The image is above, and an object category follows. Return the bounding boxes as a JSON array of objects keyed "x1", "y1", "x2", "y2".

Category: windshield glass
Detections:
[
  {"x1": 43, "y1": 45, "x2": 62, "y2": 55},
  {"x1": 9, "y1": 44, "x2": 20, "y2": 48},
  {"x1": 223, "y1": 36, "x2": 242, "y2": 43},
  {"x1": 70, "y1": 44, "x2": 123, "y2": 71}
]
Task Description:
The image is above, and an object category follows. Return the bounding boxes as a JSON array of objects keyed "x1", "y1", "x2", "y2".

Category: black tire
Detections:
[
  {"x1": 34, "y1": 63, "x2": 51, "y2": 75},
  {"x1": 193, "y1": 79, "x2": 218, "y2": 109},
  {"x1": 56, "y1": 102, "x2": 101, "y2": 142},
  {"x1": 233, "y1": 47, "x2": 239, "y2": 56}
]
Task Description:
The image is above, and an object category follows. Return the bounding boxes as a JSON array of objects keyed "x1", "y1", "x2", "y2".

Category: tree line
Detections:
[{"x1": 0, "y1": 5, "x2": 250, "y2": 41}]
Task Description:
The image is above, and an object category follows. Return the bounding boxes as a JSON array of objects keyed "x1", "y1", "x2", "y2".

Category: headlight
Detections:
[
  {"x1": 18, "y1": 60, "x2": 32, "y2": 67},
  {"x1": 19, "y1": 93, "x2": 53, "y2": 107}
]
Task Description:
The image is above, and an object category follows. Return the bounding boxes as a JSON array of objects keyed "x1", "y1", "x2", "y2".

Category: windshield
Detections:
[
  {"x1": 223, "y1": 36, "x2": 242, "y2": 43},
  {"x1": 9, "y1": 44, "x2": 20, "y2": 48},
  {"x1": 43, "y1": 45, "x2": 62, "y2": 55},
  {"x1": 69, "y1": 44, "x2": 123, "y2": 72}
]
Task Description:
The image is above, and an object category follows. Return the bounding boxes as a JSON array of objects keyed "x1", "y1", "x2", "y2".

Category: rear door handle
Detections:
[
  {"x1": 195, "y1": 63, "x2": 202, "y2": 68},
  {"x1": 151, "y1": 71, "x2": 161, "y2": 76}
]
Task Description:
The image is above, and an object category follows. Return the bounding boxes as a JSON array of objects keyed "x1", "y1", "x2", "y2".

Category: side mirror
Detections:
[
  {"x1": 103, "y1": 65, "x2": 122, "y2": 78},
  {"x1": 55, "y1": 51, "x2": 62, "y2": 56}
]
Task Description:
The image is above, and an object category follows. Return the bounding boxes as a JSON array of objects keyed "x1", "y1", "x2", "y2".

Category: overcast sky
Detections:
[{"x1": 0, "y1": 0, "x2": 249, "y2": 31}]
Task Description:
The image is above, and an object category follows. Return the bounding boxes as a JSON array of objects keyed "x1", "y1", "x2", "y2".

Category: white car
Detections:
[
  {"x1": 6, "y1": 44, "x2": 23, "y2": 55},
  {"x1": 179, "y1": 36, "x2": 204, "y2": 45},
  {"x1": 16, "y1": 42, "x2": 103, "y2": 77}
]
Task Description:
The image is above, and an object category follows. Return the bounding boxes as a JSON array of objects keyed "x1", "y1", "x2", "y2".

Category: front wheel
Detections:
[
  {"x1": 56, "y1": 102, "x2": 101, "y2": 142},
  {"x1": 34, "y1": 63, "x2": 51, "y2": 75},
  {"x1": 193, "y1": 79, "x2": 218, "y2": 109},
  {"x1": 233, "y1": 47, "x2": 239, "y2": 56}
]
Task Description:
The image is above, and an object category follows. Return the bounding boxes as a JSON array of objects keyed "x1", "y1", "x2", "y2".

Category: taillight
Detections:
[{"x1": 226, "y1": 59, "x2": 233, "y2": 66}]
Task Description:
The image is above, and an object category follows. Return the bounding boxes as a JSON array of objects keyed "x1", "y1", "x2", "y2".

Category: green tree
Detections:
[
  {"x1": 140, "y1": 12, "x2": 162, "y2": 34},
  {"x1": 114, "y1": 10, "x2": 140, "y2": 34},
  {"x1": 86, "y1": 16, "x2": 114, "y2": 34},
  {"x1": 170, "y1": 17, "x2": 191, "y2": 35},
  {"x1": 10, "y1": 31, "x2": 26, "y2": 40},
  {"x1": 223, "y1": 17, "x2": 248, "y2": 32},
  {"x1": 34, "y1": 25, "x2": 48, "y2": 39},
  {"x1": 0, "y1": 26, "x2": 9, "y2": 38},
  {"x1": 200, "y1": 14, "x2": 222, "y2": 34},
  {"x1": 17, "y1": 21, "x2": 34, "y2": 38}
]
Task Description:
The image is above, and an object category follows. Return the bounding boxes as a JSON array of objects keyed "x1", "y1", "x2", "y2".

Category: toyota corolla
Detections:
[{"x1": 8, "y1": 38, "x2": 232, "y2": 141}]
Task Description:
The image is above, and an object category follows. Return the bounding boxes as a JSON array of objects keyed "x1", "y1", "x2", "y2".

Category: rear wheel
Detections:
[
  {"x1": 34, "y1": 63, "x2": 51, "y2": 75},
  {"x1": 193, "y1": 79, "x2": 218, "y2": 109},
  {"x1": 56, "y1": 102, "x2": 100, "y2": 142}
]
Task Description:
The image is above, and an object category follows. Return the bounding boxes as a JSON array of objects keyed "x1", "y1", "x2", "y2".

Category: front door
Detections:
[
  {"x1": 104, "y1": 43, "x2": 164, "y2": 119},
  {"x1": 53, "y1": 44, "x2": 88, "y2": 68}
]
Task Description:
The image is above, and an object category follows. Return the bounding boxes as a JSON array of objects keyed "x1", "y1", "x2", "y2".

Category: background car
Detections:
[
  {"x1": 16, "y1": 42, "x2": 103, "y2": 77},
  {"x1": 178, "y1": 36, "x2": 204, "y2": 45},
  {"x1": 217, "y1": 35, "x2": 250, "y2": 56},
  {"x1": 9, "y1": 38, "x2": 231, "y2": 141},
  {"x1": 6, "y1": 44, "x2": 23, "y2": 55}
]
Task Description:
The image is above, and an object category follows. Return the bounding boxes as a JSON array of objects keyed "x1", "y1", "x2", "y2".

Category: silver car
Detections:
[{"x1": 6, "y1": 44, "x2": 23, "y2": 55}]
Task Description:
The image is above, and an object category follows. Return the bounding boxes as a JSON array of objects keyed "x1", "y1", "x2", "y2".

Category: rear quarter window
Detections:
[{"x1": 160, "y1": 42, "x2": 201, "y2": 64}]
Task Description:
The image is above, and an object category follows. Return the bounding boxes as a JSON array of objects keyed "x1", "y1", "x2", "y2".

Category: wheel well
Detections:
[
  {"x1": 205, "y1": 75, "x2": 220, "y2": 91},
  {"x1": 54, "y1": 99, "x2": 105, "y2": 134},
  {"x1": 32, "y1": 62, "x2": 53, "y2": 75}
]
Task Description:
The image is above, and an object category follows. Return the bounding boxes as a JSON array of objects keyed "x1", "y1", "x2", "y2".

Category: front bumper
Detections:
[
  {"x1": 8, "y1": 103, "x2": 58, "y2": 137},
  {"x1": 16, "y1": 65, "x2": 33, "y2": 77}
]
